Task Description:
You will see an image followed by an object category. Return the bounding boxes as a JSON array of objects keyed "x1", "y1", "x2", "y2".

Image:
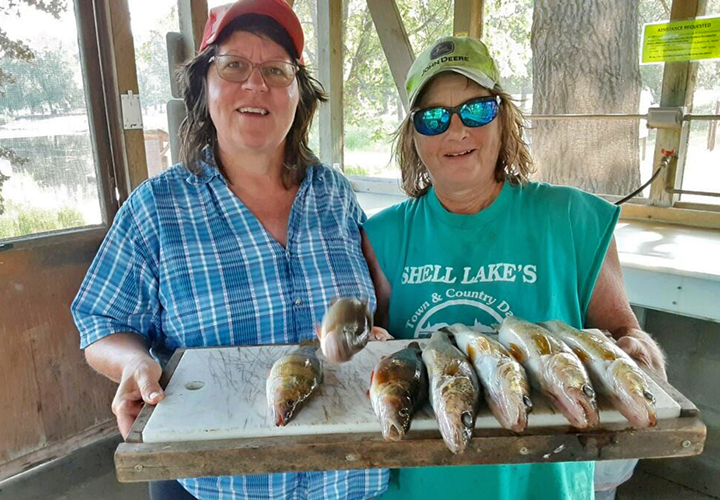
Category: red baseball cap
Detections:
[{"x1": 199, "y1": 0, "x2": 304, "y2": 60}]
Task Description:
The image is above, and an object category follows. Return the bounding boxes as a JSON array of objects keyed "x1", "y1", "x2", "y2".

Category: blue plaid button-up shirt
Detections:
[{"x1": 71, "y1": 161, "x2": 389, "y2": 500}]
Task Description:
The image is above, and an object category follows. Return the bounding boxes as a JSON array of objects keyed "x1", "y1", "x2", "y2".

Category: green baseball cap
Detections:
[{"x1": 406, "y1": 36, "x2": 500, "y2": 108}]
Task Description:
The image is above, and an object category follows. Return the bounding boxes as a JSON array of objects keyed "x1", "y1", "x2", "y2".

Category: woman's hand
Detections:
[
  {"x1": 112, "y1": 356, "x2": 164, "y2": 439},
  {"x1": 370, "y1": 326, "x2": 394, "y2": 341},
  {"x1": 615, "y1": 328, "x2": 667, "y2": 381}
]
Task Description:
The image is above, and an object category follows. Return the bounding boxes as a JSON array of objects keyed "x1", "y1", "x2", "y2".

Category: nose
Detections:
[
  {"x1": 445, "y1": 113, "x2": 469, "y2": 140},
  {"x1": 241, "y1": 65, "x2": 268, "y2": 91}
]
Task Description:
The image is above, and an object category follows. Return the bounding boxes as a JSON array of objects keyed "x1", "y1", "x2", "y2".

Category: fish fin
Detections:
[
  {"x1": 315, "y1": 324, "x2": 322, "y2": 340},
  {"x1": 507, "y1": 343, "x2": 526, "y2": 362}
]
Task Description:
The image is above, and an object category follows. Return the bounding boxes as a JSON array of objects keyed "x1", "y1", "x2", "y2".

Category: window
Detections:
[
  {"x1": 340, "y1": 0, "x2": 453, "y2": 179},
  {"x1": 347, "y1": 0, "x2": 720, "y2": 223},
  {"x1": 0, "y1": 2, "x2": 105, "y2": 241},
  {"x1": 678, "y1": 25, "x2": 720, "y2": 206},
  {"x1": 128, "y1": 0, "x2": 180, "y2": 177}
]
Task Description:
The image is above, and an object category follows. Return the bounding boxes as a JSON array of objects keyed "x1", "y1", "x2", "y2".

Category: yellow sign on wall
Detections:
[{"x1": 642, "y1": 17, "x2": 720, "y2": 64}]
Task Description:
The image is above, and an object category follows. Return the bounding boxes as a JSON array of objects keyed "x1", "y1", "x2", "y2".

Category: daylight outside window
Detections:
[{"x1": 0, "y1": 2, "x2": 104, "y2": 241}]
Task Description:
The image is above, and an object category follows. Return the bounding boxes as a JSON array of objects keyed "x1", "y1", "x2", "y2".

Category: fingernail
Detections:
[{"x1": 150, "y1": 391, "x2": 161, "y2": 400}]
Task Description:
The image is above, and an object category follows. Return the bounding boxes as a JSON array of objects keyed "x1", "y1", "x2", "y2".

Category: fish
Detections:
[
  {"x1": 423, "y1": 329, "x2": 481, "y2": 454},
  {"x1": 266, "y1": 342, "x2": 323, "y2": 427},
  {"x1": 446, "y1": 323, "x2": 533, "y2": 433},
  {"x1": 540, "y1": 320, "x2": 657, "y2": 428},
  {"x1": 369, "y1": 342, "x2": 429, "y2": 441},
  {"x1": 318, "y1": 297, "x2": 392, "y2": 363},
  {"x1": 497, "y1": 316, "x2": 599, "y2": 429}
]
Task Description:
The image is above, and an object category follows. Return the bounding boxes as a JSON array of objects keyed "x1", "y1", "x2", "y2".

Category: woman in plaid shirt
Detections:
[{"x1": 71, "y1": 1, "x2": 388, "y2": 499}]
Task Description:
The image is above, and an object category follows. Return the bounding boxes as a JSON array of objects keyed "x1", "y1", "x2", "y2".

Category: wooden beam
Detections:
[
  {"x1": 367, "y1": 0, "x2": 415, "y2": 111},
  {"x1": 0, "y1": 422, "x2": 117, "y2": 483},
  {"x1": 99, "y1": 0, "x2": 148, "y2": 196},
  {"x1": 116, "y1": 416, "x2": 706, "y2": 481},
  {"x1": 76, "y1": 0, "x2": 119, "y2": 221},
  {"x1": 453, "y1": 0, "x2": 484, "y2": 39},
  {"x1": 178, "y1": 0, "x2": 208, "y2": 59},
  {"x1": 648, "y1": 0, "x2": 707, "y2": 206},
  {"x1": 317, "y1": 0, "x2": 344, "y2": 169},
  {"x1": 620, "y1": 203, "x2": 720, "y2": 229}
]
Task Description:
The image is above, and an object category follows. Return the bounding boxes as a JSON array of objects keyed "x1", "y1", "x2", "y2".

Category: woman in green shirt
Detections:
[{"x1": 362, "y1": 36, "x2": 666, "y2": 499}]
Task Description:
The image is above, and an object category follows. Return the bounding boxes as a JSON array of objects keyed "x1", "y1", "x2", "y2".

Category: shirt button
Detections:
[{"x1": 294, "y1": 299, "x2": 303, "y2": 306}]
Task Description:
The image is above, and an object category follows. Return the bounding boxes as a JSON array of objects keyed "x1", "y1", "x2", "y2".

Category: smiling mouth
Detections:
[
  {"x1": 237, "y1": 107, "x2": 269, "y2": 116},
  {"x1": 444, "y1": 149, "x2": 475, "y2": 157}
]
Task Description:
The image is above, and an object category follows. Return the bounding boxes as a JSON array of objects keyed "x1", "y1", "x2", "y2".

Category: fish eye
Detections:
[
  {"x1": 523, "y1": 395, "x2": 534, "y2": 411},
  {"x1": 643, "y1": 391, "x2": 656, "y2": 403},
  {"x1": 582, "y1": 384, "x2": 595, "y2": 399}
]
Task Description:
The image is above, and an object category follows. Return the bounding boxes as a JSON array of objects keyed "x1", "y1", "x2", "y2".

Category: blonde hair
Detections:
[{"x1": 394, "y1": 81, "x2": 534, "y2": 198}]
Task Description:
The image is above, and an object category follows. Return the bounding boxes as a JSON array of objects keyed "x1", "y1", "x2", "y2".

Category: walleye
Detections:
[
  {"x1": 423, "y1": 329, "x2": 481, "y2": 454},
  {"x1": 447, "y1": 324, "x2": 533, "y2": 432},
  {"x1": 318, "y1": 297, "x2": 392, "y2": 363},
  {"x1": 541, "y1": 320, "x2": 657, "y2": 428},
  {"x1": 497, "y1": 316, "x2": 599, "y2": 429},
  {"x1": 266, "y1": 343, "x2": 323, "y2": 427},
  {"x1": 369, "y1": 342, "x2": 429, "y2": 441}
]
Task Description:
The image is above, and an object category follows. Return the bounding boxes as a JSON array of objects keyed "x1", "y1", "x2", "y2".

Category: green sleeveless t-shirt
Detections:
[{"x1": 363, "y1": 181, "x2": 620, "y2": 500}]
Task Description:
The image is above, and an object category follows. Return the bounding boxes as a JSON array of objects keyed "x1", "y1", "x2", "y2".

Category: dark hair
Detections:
[{"x1": 178, "y1": 14, "x2": 327, "y2": 186}]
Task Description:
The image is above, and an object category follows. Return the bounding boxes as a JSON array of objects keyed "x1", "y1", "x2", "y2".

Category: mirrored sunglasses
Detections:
[
  {"x1": 412, "y1": 96, "x2": 500, "y2": 136},
  {"x1": 210, "y1": 55, "x2": 298, "y2": 88}
]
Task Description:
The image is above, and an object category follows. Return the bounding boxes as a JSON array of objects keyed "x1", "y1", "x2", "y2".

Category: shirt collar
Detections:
[{"x1": 184, "y1": 147, "x2": 223, "y2": 185}]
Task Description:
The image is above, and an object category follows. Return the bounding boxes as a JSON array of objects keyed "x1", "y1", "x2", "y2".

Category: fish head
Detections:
[
  {"x1": 320, "y1": 329, "x2": 355, "y2": 363},
  {"x1": 609, "y1": 359, "x2": 657, "y2": 428},
  {"x1": 269, "y1": 385, "x2": 302, "y2": 427},
  {"x1": 487, "y1": 362, "x2": 532, "y2": 433},
  {"x1": 543, "y1": 353, "x2": 599, "y2": 429},
  {"x1": 320, "y1": 297, "x2": 372, "y2": 362},
  {"x1": 435, "y1": 389, "x2": 476, "y2": 454},
  {"x1": 374, "y1": 391, "x2": 413, "y2": 441}
]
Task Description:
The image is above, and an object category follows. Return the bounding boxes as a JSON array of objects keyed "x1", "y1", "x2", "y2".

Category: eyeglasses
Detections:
[
  {"x1": 210, "y1": 54, "x2": 298, "y2": 88},
  {"x1": 411, "y1": 96, "x2": 500, "y2": 136}
]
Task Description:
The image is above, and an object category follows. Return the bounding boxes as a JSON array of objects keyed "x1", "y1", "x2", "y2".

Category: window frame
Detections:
[
  {"x1": 0, "y1": 0, "x2": 152, "y2": 249},
  {"x1": 338, "y1": 0, "x2": 720, "y2": 229}
]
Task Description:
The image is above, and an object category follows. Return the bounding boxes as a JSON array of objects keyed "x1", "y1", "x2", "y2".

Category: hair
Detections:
[
  {"x1": 178, "y1": 14, "x2": 327, "y2": 186},
  {"x1": 393, "y1": 76, "x2": 534, "y2": 198}
]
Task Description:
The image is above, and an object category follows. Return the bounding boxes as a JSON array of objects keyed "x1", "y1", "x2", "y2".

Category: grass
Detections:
[{"x1": 0, "y1": 205, "x2": 86, "y2": 239}]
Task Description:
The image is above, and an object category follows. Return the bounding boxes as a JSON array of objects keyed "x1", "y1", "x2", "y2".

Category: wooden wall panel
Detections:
[
  {"x1": 0, "y1": 235, "x2": 116, "y2": 477},
  {"x1": 0, "y1": 323, "x2": 45, "y2": 463}
]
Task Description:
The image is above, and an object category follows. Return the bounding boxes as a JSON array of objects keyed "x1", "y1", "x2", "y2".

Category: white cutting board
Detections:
[{"x1": 142, "y1": 339, "x2": 680, "y2": 444}]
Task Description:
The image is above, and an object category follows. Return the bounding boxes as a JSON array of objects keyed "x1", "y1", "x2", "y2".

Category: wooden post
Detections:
[
  {"x1": 317, "y1": 0, "x2": 344, "y2": 169},
  {"x1": 104, "y1": 0, "x2": 148, "y2": 195},
  {"x1": 367, "y1": 0, "x2": 415, "y2": 112},
  {"x1": 707, "y1": 100, "x2": 718, "y2": 152},
  {"x1": 648, "y1": 0, "x2": 707, "y2": 206},
  {"x1": 178, "y1": 0, "x2": 208, "y2": 59},
  {"x1": 453, "y1": 0, "x2": 484, "y2": 39}
]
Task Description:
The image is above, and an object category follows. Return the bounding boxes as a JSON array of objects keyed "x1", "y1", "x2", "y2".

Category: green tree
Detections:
[
  {"x1": 0, "y1": 47, "x2": 83, "y2": 115},
  {"x1": 0, "y1": 0, "x2": 67, "y2": 215},
  {"x1": 484, "y1": 0, "x2": 534, "y2": 96},
  {"x1": 134, "y1": 5, "x2": 178, "y2": 111}
]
